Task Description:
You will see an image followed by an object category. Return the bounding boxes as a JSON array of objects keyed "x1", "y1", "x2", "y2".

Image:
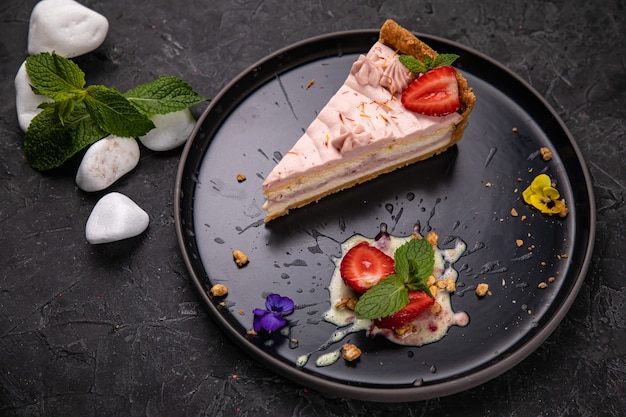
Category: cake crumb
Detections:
[
  {"x1": 342, "y1": 343, "x2": 362, "y2": 361},
  {"x1": 335, "y1": 296, "x2": 358, "y2": 311},
  {"x1": 516, "y1": 239, "x2": 524, "y2": 247},
  {"x1": 510, "y1": 208, "x2": 518, "y2": 217},
  {"x1": 306, "y1": 79, "x2": 315, "y2": 89},
  {"x1": 512, "y1": 127, "x2": 518, "y2": 132},
  {"x1": 548, "y1": 276, "x2": 556, "y2": 283},
  {"x1": 238, "y1": 309, "x2": 245, "y2": 315},
  {"x1": 236, "y1": 173, "x2": 246, "y2": 182},
  {"x1": 232, "y1": 249, "x2": 249, "y2": 267},
  {"x1": 476, "y1": 283, "x2": 490, "y2": 297},
  {"x1": 540, "y1": 147, "x2": 553, "y2": 161},
  {"x1": 429, "y1": 301, "x2": 442, "y2": 315},
  {"x1": 247, "y1": 329, "x2": 257, "y2": 336},
  {"x1": 538, "y1": 282, "x2": 548, "y2": 289},
  {"x1": 426, "y1": 231, "x2": 438, "y2": 247},
  {"x1": 429, "y1": 285, "x2": 439, "y2": 297},
  {"x1": 426, "y1": 275, "x2": 436, "y2": 287},
  {"x1": 209, "y1": 283, "x2": 228, "y2": 297},
  {"x1": 394, "y1": 323, "x2": 416, "y2": 337}
]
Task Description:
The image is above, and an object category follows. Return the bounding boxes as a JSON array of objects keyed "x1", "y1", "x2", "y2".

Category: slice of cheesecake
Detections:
[{"x1": 262, "y1": 19, "x2": 475, "y2": 221}]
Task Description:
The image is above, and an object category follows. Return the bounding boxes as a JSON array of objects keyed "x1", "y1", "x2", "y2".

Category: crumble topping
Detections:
[
  {"x1": 232, "y1": 249, "x2": 249, "y2": 267},
  {"x1": 476, "y1": 283, "x2": 490, "y2": 297},
  {"x1": 342, "y1": 343, "x2": 362, "y2": 361},
  {"x1": 209, "y1": 283, "x2": 228, "y2": 297},
  {"x1": 540, "y1": 147, "x2": 553, "y2": 161}
]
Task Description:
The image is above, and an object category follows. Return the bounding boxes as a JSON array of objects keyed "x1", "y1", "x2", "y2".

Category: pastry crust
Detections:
[{"x1": 379, "y1": 20, "x2": 476, "y2": 146}]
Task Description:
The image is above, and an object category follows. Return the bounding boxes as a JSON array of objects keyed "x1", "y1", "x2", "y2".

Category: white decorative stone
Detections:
[
  {"x1": 28, "y1": 0, "x2": 109, "y2": 58},
  {"x1": 76, "y1": 136, "x2": 140, "y2": 192},
  {"x1": 138, "y1": 109, "x2": 196, "y2": 151},
  {"x1": 14, "y1": 61, "x2": 52, "y2": 132},
  {"x1": 85, "y1": 192, "x2": 149, "y2": 244}
]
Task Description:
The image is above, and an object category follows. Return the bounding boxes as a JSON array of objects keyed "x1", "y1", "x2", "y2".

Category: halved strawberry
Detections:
[
  {"x1": 340, "y1": 242, "x2": 395, "y2": 294},
  {"x1": 374, "y1": 291, "x2": 434, "y2": 330},
  {"x1": 401, "y1": 65, "x2": 460, "y2": 116}
]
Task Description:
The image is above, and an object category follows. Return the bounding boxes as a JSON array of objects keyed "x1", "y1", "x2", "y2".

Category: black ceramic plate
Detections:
[{"x1": 175, "y1": 30, "x2": 595, "y2": 402}]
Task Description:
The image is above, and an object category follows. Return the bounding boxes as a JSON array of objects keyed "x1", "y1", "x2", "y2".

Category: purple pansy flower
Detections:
[{"x1": 253, "y1": 293, "x2": 295, "y2": 332}]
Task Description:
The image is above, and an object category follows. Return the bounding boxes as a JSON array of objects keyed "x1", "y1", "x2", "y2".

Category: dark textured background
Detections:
[{"x1": 1, "y1": 1, "x2": 624, "y2": 416}]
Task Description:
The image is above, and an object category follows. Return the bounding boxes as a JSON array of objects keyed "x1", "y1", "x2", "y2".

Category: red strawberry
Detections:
[
  {"x1": 401, "y1": 65, "x2": 460, "y2": 116},
  {"x1": 340, "y1": 242, "x2": 395, "y2": 294},
  {"x1": 374, "y1": 291, "x2": 434, "y2": 330}
]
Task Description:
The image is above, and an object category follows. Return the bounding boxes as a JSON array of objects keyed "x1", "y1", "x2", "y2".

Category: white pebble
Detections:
[
  {"x1": 28, "y1": 0, "x2": 109, "y2": 58},
  {"x1": 14, "y1": 61, "x2": 52, "y2": 132},
  {"x1": 138, "y1": 109, "x2": 196, "y2": 151},
  {"x1": 85, "y1": 192, "x2": 149, "y2": 244},
  {"x1": 76, "y1": 136, "x2": 140, "y2": 192}
]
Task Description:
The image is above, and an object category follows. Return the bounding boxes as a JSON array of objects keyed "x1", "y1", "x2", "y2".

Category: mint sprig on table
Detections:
[
  {"x1": 398, "y1": 53, "x2": 459, "y2": 75},
  {"x1": 354, "y1": 238, "x2": 435, "y2": 320},
  {"x1": 24, "y1": 52, "x2": 208, "y2": 171}
]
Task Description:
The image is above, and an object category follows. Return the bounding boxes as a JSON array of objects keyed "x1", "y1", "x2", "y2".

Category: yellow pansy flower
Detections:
[{"x1": 522, "y1": 174, "x2": 569, "y2": 217}]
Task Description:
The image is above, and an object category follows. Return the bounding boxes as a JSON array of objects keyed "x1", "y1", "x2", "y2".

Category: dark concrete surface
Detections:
[{"x1": 1, "y1": 0, "x2": 624, "y2": 416}]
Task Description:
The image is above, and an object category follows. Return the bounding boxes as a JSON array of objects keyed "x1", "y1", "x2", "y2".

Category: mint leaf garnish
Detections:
[
  {"x1": 84, "y1": 85, "x2": 155, "y2": 137},
  {"x1": 398, "y1": 55, "x2": 428, "y2": 75},
  {"x1": 396, "y1": 238, "x2": 435, "y2": 282},
  {"x1": 354, "y1": 237, "x2": 436, "y2": 320},
  {"x1": 433, "y1": 53, "x2": 460, "y2": 68},
  {"x1": 123, "y1": 75, "x2": 208, "y2": 116},
  {"x1": 26, "y1": 52, "x2": 86, "y2": 100},
  {"x1": 24, "y1": 105, "x2": 106, "y2": 170},
  {"x1": 399, "y1": 53, "x2": 460, "y2": 75},
  {"x1": 23, "y1": 52, "x2": 209, "y2": 171},
  {"x1": 354, "y1": 274, "x2": 408, "y2": 319}
]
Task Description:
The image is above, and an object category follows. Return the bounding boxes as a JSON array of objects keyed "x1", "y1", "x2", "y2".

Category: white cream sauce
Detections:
[{"x1": 297, "y1": 229, "x2": 469, "y2": 368}]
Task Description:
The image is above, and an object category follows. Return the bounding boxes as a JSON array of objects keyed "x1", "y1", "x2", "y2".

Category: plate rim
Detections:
[{"x1": 174, "y1": 29, "x2": 596, "y2": 402}]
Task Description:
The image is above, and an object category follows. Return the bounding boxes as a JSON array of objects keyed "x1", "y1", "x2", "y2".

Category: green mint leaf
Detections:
[
  {"x1": 70, "y1": 103, "x2": 110, "y2": 150},
  {"x1": 84, "y1": 85, "x2": 155, "y2": 137},
  {"x1": 423, "y1": 54, "x2": 433, "y2": 69},
  {"x1": 432, "y1": 53, "x2": 460, "y2": 68},
  {"x1": 55, "y1": 98, "x2": 76, "y2": 123},
  {"x1": 24, "y1": 105, "x2": 106, "y2": 171},
  {"x1": 399, "y1": 53, "x2": 460, "y2": 74},
  {"x1": 354, "y1": 274, "x2": 409, "y2": 320},
  {"x1": 398, "y1": 55, "x2": 428, "y2": 74},
  {"x1": 394, "y1": 238, "x2": 434, "y2": 280},
  {"x1": 405, "y1": 259, "x2": 433, "y2": 297},
  {"x1": 26, "y1": 52, "x2": 86, "y2": 100},
  {"x1": 123, "y1": 75, "x2": 208, "y2": 116},
  {"x1": 22, "y1": 53, "x2": 207, "y2": 171},
  {"x1": 399, "y1": 238, "x2": 434, "y2": 279}
]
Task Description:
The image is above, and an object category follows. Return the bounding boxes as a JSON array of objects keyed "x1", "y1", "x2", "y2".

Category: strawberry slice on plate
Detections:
[
  {"x1": 340, "y1": 242, "x2": 395, "y2": 294},
  {"x1": 374, "y1": 291, "x2": 434, "y2": 330},
  {"x1": 401, "y1": 65, "x2": 460, "y2": 116}
]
